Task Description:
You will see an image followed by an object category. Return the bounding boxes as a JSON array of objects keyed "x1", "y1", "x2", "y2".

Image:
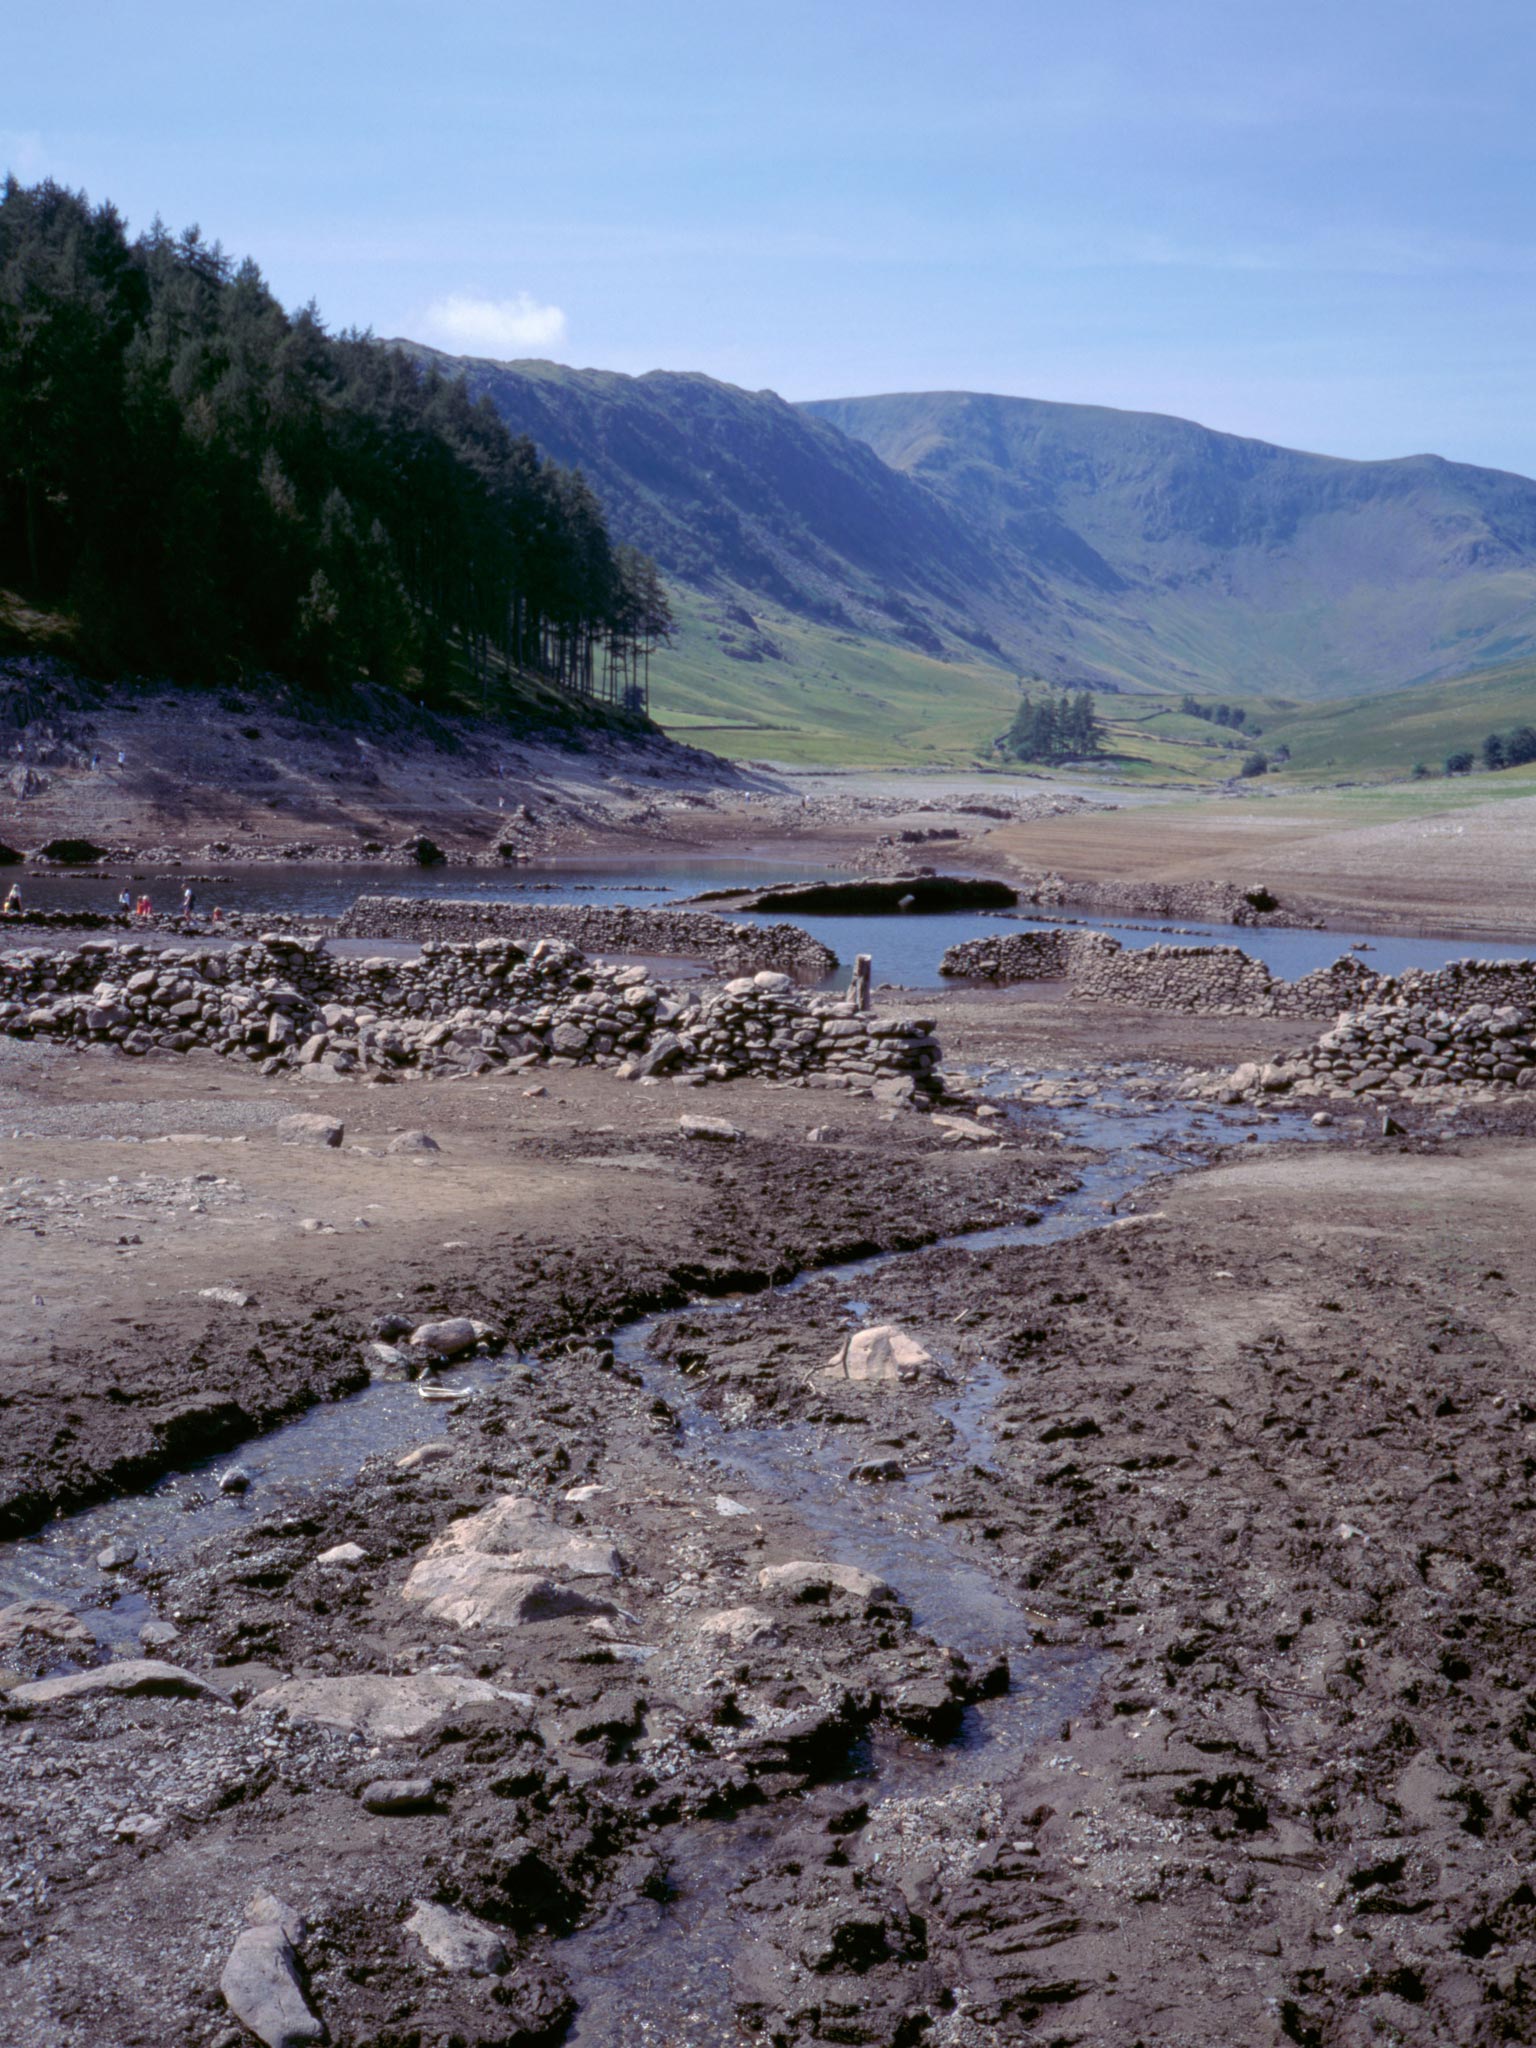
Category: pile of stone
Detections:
[
  {"x1": 336, "y1": 894, "x2": 837, "y2": 979},
  {"x1": 0, "y1": 934, "x2": 941, "y2": 1095},
  {"x1": 1217, "y1": 998, "x2": 1536, "y2": 1102}
]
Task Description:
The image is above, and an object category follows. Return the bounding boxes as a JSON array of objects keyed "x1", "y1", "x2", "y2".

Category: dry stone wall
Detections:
[
  {"x1": 336, "y1": 895, "x2": 837, "y2": 980},
  {"x1": 0, "y1": 935, "x2": 940, "y2": 1094},
  {"x1": 1221, "y1": 998, "x2": 1536, "y2": 1101},
  {"x1": 941, "y1": 928, "x2": 1536, "y2": 1020}
]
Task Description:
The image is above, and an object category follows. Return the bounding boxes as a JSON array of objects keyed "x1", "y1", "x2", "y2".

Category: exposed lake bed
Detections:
[{"x1": 5, "y1": 815, "x2": 1536, "y2": 2045}]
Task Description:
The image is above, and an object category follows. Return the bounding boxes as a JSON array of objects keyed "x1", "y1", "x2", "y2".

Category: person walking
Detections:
[
  {"x1": 181, "y1": 885, "x2": 196, "y2": 919},
  {"x1": 117, "y1": 887, "x2": 131, "y2": 916}
]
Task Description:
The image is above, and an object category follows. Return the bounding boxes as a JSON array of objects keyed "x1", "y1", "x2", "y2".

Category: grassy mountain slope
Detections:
[
  {"x1": 1258, "y1": 655, "x2": 1536, "y2": 778},
  {"x1": 639, "y1": 589, "x2": 1024, "y2": 767},
  {"x1": 806, "y1": 391, "x2": 1536, "y2": 698},
  {"x1": 393, "y1": 343, "x2": 1536, "y2": 765},
  {"x1": 392, "y1": 344, "x2": 1023, "y2": 663}
]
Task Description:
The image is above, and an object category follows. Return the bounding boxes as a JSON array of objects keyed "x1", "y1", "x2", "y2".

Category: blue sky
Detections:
[{"x1": 8, "y1": 0, "x2": 1536, "y2": 472}]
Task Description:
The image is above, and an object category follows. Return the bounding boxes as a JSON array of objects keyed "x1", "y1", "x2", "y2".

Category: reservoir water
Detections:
[{"x1": 17, "y1": 857, "x2": 1536, "y2": 990}]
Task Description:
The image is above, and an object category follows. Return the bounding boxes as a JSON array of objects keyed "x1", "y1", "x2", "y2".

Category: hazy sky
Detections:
[{"x1": 8, "y1": 1, "x2": 1536, "y2": 472}]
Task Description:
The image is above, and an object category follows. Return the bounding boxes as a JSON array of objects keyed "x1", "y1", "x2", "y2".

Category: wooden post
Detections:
[{"x1": 851, "y1": 954, "x2": 872, "y2": 1011}]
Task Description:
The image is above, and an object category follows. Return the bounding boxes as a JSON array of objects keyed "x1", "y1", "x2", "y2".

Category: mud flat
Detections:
[{"x1": 4, "y1": 952, "x2": 1536, "y2": 2044}]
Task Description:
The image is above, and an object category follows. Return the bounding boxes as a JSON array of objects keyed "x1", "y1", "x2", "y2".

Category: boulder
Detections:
[
  {"x1": 0, "y1": 1598, "x2": 95, "y2": 1656},
  {"x1": 387, "y1": 1129, "x2": 440, "y2": 1154},
  {"x1": 409, "y1": 1317, "x2": 479, "y2": 1359},
  {"x1": 8, "y1": 1659, "x2": 233, "y2": 1707},
  {"x1": 359, "y1": 1776, "x2": 437, "y2": 1814},
  {"x1": 422, "y1": 1493, "x2": 623, "y2": 1574},
  {"x1": 818, "y1": 1324, "x2": 934, "y2": 1385},
  {"x1": 396, "y1": 1441, "x2": 454, "y2": 1471},
  {"x1": 245, "y1": 1672, "x2": 508, "y2": 1739},
  {"x1": 694, "y1": 1605, "x2": 781, "y2": 1648},
  {"x1": 220, "y1": 1907, "x2": 322, "y2": 2048},
  {"x1": 678, "y1": 1114, "x2": 741, "y2": 1142},
  {"x1": 401, "y1": 1559, "x2": 614, "y2": 1632},
  {"x1": 405, "y1": 1899, "x2": 510, "y2": 1976},
  {"x1": 277, "y1": 1113, "x2": 343, "y2": 1148},
  {"x1": 758, "y1": 1561, "x2": 894, "y2": 1605},
  {"x1": 401, "y1": 1493, "x2": 622, "y2": 1631}
]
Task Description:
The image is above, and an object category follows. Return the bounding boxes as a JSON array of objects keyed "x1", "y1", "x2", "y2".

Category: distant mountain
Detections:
[
  {"x1": 806, "y1": 391, "x2": 1536, "y2": 697},
  {"x1": 392, "y1": 344, "x2": 1022, "y2": 663},
  {"x1": 396, "y1": 342, "x2": 1536, "y2": 704}
]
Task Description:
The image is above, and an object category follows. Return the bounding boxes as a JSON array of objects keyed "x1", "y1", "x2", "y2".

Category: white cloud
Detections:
[
  {"x1": 421, "y1": 290, "x2": 568, "y2": 354},
  {"x1": 1, "y1": 131, "x2": 49, "y2": 180}
]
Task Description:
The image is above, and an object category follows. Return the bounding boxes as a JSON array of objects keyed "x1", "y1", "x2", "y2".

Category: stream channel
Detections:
[{"x1": 0, "y1": 1079, "x2": 1328, "y2": 2039}]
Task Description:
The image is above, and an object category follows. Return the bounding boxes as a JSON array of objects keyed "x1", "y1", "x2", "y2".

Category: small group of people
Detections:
[
  {"x1": 2, "y1": 882, "x2": 227, "y2": 925},
  {"x1": 115, "y1": 885, "x2": 211, "y2": 921}
]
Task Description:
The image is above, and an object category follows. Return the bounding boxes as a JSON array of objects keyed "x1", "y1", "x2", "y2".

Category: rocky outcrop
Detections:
[
  {"x1": 0, "y1": 934, "x2": 942, "y2": 1093},
  {"x1": 335, "y1": 894, "x2": 837, "y2": 978}
]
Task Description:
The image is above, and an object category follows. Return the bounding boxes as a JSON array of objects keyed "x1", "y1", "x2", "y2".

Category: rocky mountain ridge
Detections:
[{"x1": 397, "y1": 340, "x2": 1536, "y2": 700}]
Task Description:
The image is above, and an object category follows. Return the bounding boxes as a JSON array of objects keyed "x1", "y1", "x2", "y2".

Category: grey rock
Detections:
[
  {"x1": 678, "y1": 1114, "x2": 741, "y2": 1141},
  {"x1": 387, "y1": 1129, "x2": 440, "y2": 1154},
  {"x1": 408, "y1": 1317, "x2": 479, "y2": 1359},
  {"x1": 817, "y1": 1324, "x2": 934, "y2": 1385},
  {"x1": 220, "y1": 1919, "x2": 322, "y2": 2048},
  {"x1": 8, "y1": 1658, "x2": 233, "y2": 1707},
  {"x1": 246, "y1": 1671, "x2": 510, "y2": 1739},
  {"x1": 276, "y1": 1113, "x2": 343, "y2": 1148},
  {"x1": 0, "y1": 1598, "x2": 94, "y2": 1656},
  {"x1": 359, "y1": 1776, "x2": 437, "y2": 1814},
  {"x1": 396, "y1": 1441, "x2": 454, "y2": 1472},
  {"x1": 405, "y1": 1899, "x2": 509, "y2": 1976},
  {"x1": 758, "y1": 1560, "x2": 894, "y2": 1605}
]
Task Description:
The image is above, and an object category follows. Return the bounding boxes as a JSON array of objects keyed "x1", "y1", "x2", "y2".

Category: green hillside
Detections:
[
  {"x1": 806, "y1": 390, "x2": 1536, "y2": 698},
  {"x1": 384, "y1": 345, "x2": 1536, "y2": 768},
  {"x1": 1261, "y1": 657, "x2": 1536, "y2": 779},
  {"x1": 646, "y1": 594, "x2": 1296, "y2": 775},
  {"x1": 646, "y1": 593, "x2": 1021, "y2": 767}
]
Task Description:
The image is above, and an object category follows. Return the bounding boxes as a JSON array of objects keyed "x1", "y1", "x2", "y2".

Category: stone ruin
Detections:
[{"x1": 0, "y1": 934, "x2": 942, "y2": 1097}]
